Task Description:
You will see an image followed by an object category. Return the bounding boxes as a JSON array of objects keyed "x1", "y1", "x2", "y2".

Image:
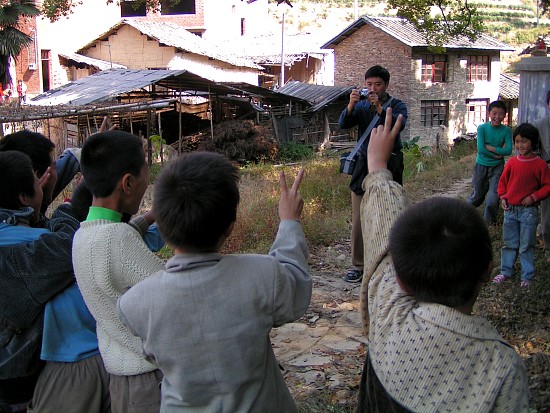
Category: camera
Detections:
[{"x1": 359, "y1": 88, "x2": 371, "y2": 100}]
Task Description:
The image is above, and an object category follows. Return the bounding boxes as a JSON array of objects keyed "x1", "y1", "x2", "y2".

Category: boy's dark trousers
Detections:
[{"x1": 356, "y1": 353, "x2": 412, "y2": 413}]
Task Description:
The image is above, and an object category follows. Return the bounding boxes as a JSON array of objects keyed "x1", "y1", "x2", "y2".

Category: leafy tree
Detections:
[
  {"x1": 0, "y1": 0, "x2": 40, "y2": 86},
  {"x1": 541, "y1": 0, "x2": 550, "y2": 18},
  {"x1": 388, "y1": 0, "x2": 484, "y2": 51}
]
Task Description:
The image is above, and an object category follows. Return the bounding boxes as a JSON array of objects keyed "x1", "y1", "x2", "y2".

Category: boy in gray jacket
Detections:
[{"x1": 117, "y1": 152, "x2": 311, "y2": 413}]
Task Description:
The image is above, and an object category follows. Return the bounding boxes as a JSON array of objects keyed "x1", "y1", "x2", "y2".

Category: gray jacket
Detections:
[{"x1": 118, "y1": 220, "x2": 311, "y2": 413}]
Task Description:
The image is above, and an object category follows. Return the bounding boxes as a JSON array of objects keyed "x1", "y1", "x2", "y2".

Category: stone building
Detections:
[{"x1": 322, "y1": 16, "x2": 514, "y2": 146}]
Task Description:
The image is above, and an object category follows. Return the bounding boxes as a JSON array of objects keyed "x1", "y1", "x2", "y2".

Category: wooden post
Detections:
[{"x1": 146, "y1": 109, "x2": 152, "y2": 166}]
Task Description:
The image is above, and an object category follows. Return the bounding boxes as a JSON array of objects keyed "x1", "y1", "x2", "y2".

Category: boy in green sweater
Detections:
[{"x1": 467, "y1": 100, "x2": 513, "y2": 224}]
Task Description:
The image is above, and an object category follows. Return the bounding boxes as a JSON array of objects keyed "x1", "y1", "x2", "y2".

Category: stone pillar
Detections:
[{"x1": 516, "y1": 56, "x2": 550, "y2": 123}]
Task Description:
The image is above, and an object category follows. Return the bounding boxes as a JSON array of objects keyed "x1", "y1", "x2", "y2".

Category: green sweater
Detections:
[{"x1": 476, "y1": 122, "x2": 513, "y2": 167}]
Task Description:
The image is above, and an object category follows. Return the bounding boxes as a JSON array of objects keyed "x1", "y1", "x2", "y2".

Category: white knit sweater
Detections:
[
  {"x1": 360, "y1": 170, "x2": 529, "y2": 413},
  {"x1": 72, "y1": 220, "x2": 164, "y2": 375}
]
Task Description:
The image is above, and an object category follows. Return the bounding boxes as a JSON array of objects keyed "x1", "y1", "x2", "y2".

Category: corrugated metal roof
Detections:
[
  {"x1": 321, "y1": 16, "x2": 514, "y2": 51},
  {"x1": 499, "y1": 73, "x2": 519, "y2": 100},
  {"x1": 28, "y1": 69, "x2": 308, "y2": 107},
  {"x1": 29, "y1": 69, "x2": 185, "y2": 106},
  {"x1": 58, "y1": 52, "x2": 127, "y2": 70},
  {"x1": 278, "y1": 80, "x2": 352, "y2": 112},
  {"x1": 78, "y1": 19, "x2": 262, "y2": 70}
]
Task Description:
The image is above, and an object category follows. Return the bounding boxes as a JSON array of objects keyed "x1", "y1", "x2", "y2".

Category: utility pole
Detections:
[{"x1": 280, "y1": 12, "x2": 285, "y2": 88}]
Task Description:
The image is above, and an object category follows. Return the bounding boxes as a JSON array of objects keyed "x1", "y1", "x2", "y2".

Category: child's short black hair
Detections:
[
  {"x1": 513, "y1": 123, "x2": 540, "y2": 151},
  {"x1": 0, "y1": 130, "x2": 54, "y2": 177},
  {"x1": 0, "y1": 151, "x2": 36, "y2": 210},
  {"x1": 389, "y1": 197, "x2": 492, "y2": 308},
  {"x1": 488, "y1": 100, "x2": 507, "y2": 114},
  {"x1": 365, "y1": 65, "x2": 390, "y2": 84},
  {"x1": 154, "y1": 151, "x2": 240, "y2": 252},
  {"x1": 80, "y1": 131, "x2": 145, "y2": 198}
]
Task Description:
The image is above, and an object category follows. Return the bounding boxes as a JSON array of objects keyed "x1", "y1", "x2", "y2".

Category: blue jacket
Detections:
[
  {"x1": 0, "y1": 204, "x2": 80, "y2": 380},
  {"x1": 338, "y1": 95, "x2": 408, "y2": 153}
]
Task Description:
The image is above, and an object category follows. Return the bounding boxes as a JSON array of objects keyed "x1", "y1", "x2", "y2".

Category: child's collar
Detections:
[{"x1": 0, "y1": 207, "x2": 34, "y2": 226}]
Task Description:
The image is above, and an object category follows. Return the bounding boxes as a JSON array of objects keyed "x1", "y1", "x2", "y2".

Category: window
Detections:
[
  {"x1": 161, "y1": 0, "x2": 195, "y2": 15},
  {"x1": 421, "y1": 100, "x2": 449, "y2": 127},
  {"x1": 421, "y1": 54, "x2": 447, "y2": 82},
  {"x1": 467, "y1": 55, "x2": 490, "y2": 82},
  {"x1": 121, "y1": 0, "x2": 147, "y2": 17},
  {"x1": 466, "y1": 98, "x2": 488, "y2": 125}
]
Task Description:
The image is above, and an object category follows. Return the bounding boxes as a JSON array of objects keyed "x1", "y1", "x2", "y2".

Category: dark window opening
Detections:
[
  {"x1": 161, "y1": 0, "x2": 196, "y2": 15},
  {"x1": 421, "y1": 100, "x2": 448, "y2": 127},
  {"x1": 121, "y1": 0, "x2": 147, "y2": 17}
]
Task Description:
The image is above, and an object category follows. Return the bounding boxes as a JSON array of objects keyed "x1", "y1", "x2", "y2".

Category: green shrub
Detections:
[{"x1": 277, "y1": 141, "x2": 315, "y2": 162}]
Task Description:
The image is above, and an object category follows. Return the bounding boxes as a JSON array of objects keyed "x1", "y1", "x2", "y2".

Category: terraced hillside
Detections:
[{"x1": 268, "y1": 0, "x2": 550, "y2": 47}]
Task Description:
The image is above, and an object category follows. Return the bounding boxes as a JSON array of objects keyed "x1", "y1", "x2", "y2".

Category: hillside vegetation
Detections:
[{"x1": 269, "y1": 0, "x2": 550, "y2": 47}]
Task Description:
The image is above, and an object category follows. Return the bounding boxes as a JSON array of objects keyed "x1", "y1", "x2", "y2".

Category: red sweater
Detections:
[{"x1": 498, "y1": 155, "x2": 550, "y2": 205}]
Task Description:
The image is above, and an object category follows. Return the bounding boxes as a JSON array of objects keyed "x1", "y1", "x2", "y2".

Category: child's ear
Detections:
[
  {"x1": 224, "y1": 221, "x2": 235, "y2": 238},
  {"x1": 120, "y1": 173, "x2": 133, "y2": 195},
  {"x1": 18, "y1": 192, "x2": 30, "y2": 207}
]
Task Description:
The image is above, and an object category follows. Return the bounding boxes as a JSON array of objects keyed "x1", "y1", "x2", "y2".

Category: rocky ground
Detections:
[{"x1": 272, "y1": 242, "x2": 366, "y2": 408}]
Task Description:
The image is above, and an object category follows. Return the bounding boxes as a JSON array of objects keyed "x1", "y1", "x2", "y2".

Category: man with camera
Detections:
[{"x1": 338, "y1": 65, "x2": 408, "y2": 283}]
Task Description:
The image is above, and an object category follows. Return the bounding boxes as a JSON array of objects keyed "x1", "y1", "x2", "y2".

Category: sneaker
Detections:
[
  {"x1": 520, "y1": 280, "x2": 532, "y2": 289},
  {"x1": 343, "y1": 269, "x2": 363, "y2": 283},
  {"x1": 492, "y1": 274, "x2": 508, "y2": 284}
]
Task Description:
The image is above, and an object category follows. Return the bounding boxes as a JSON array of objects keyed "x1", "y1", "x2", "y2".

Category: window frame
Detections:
[
  {"x1": 466, "y1": 98, "x2": 489, "y2": 126},
  {"x1": 466, "y1": 55, "x2": 490, "y2": 82},
  {"x1": 420, "y1": 54, "x2": 447, "y2": 83},
  {"x1": 420, "y1": 100, "x2": 449, "y2": 127}
]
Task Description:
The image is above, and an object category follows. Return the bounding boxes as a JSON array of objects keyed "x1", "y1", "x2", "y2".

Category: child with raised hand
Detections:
[
  {"x1": 0, "y1": 151, "x2": 81, "y2": 412},
  {"x1": 494, "y1": 123, "x2": 550, "y2": 288},
  {"x1": 356, "y1": 108, "x2": 528, "y2": 412},
  {"x1": 117, "y1": 152, "x2": 311, "y2": 413}
]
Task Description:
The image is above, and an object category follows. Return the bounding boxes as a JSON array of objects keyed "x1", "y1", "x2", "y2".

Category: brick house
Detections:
[
  {"x1": 77, "y1": 19, "x2": 262, "y2": 84},
  {"x1": 321, "y1": 16, "x2": 514, "y2": 146},
  {"x1": 6, "y1": 14, "x2": 40, "y2": 99}
]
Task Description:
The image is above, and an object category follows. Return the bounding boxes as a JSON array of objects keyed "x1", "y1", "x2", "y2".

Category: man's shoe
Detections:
[{"x1": 343, "y1": 269, "x2": 363, "y2": 283}]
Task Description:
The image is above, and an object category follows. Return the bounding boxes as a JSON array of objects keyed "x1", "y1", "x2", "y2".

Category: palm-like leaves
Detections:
[{"x1": 0, "y1": 1, "x2": 40, "y2": 86}]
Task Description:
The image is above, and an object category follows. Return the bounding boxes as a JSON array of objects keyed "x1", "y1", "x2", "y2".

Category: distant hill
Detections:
[{"x1": 267, "y1": 0, "x2": 550, "y2": 48}]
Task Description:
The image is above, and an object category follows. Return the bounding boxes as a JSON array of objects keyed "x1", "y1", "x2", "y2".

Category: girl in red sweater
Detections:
[{"x1": 495, "y1": 123, "x2": 550, "y2": 288}]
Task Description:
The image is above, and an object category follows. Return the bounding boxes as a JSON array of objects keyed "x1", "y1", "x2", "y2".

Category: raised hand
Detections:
[
  {"x1": 278, "y1": 168, "x2": 305, "y2": 221},
  {"x1": 38, "y1": 166, "x2": 52, "y2": 190},
  {"x1": 367, "y1": 108, "x2": 404, "y2": 173}
]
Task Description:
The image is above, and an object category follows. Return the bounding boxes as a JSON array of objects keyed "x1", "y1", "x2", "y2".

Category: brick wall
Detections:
[
  {"x1": 331, "y1": 24, "x2": 502, "y2": 146},
  {"x1": 332, "y1": 24, "x2": 413, "y2": 139},
  {"x1": 13, "y1": 16, "x2": 41, "y2": 96},
  {"x1": 146, "y1": 0, "x2": 205, "y2": 29}
]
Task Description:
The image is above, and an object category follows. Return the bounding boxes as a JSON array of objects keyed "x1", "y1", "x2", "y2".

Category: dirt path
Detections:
[
  {"x1": 273, "y1": 177, "x2": 475, "y2": 408},
  {"x1": 271, "y1": 242, "x2": 365, "y2": 406}
]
